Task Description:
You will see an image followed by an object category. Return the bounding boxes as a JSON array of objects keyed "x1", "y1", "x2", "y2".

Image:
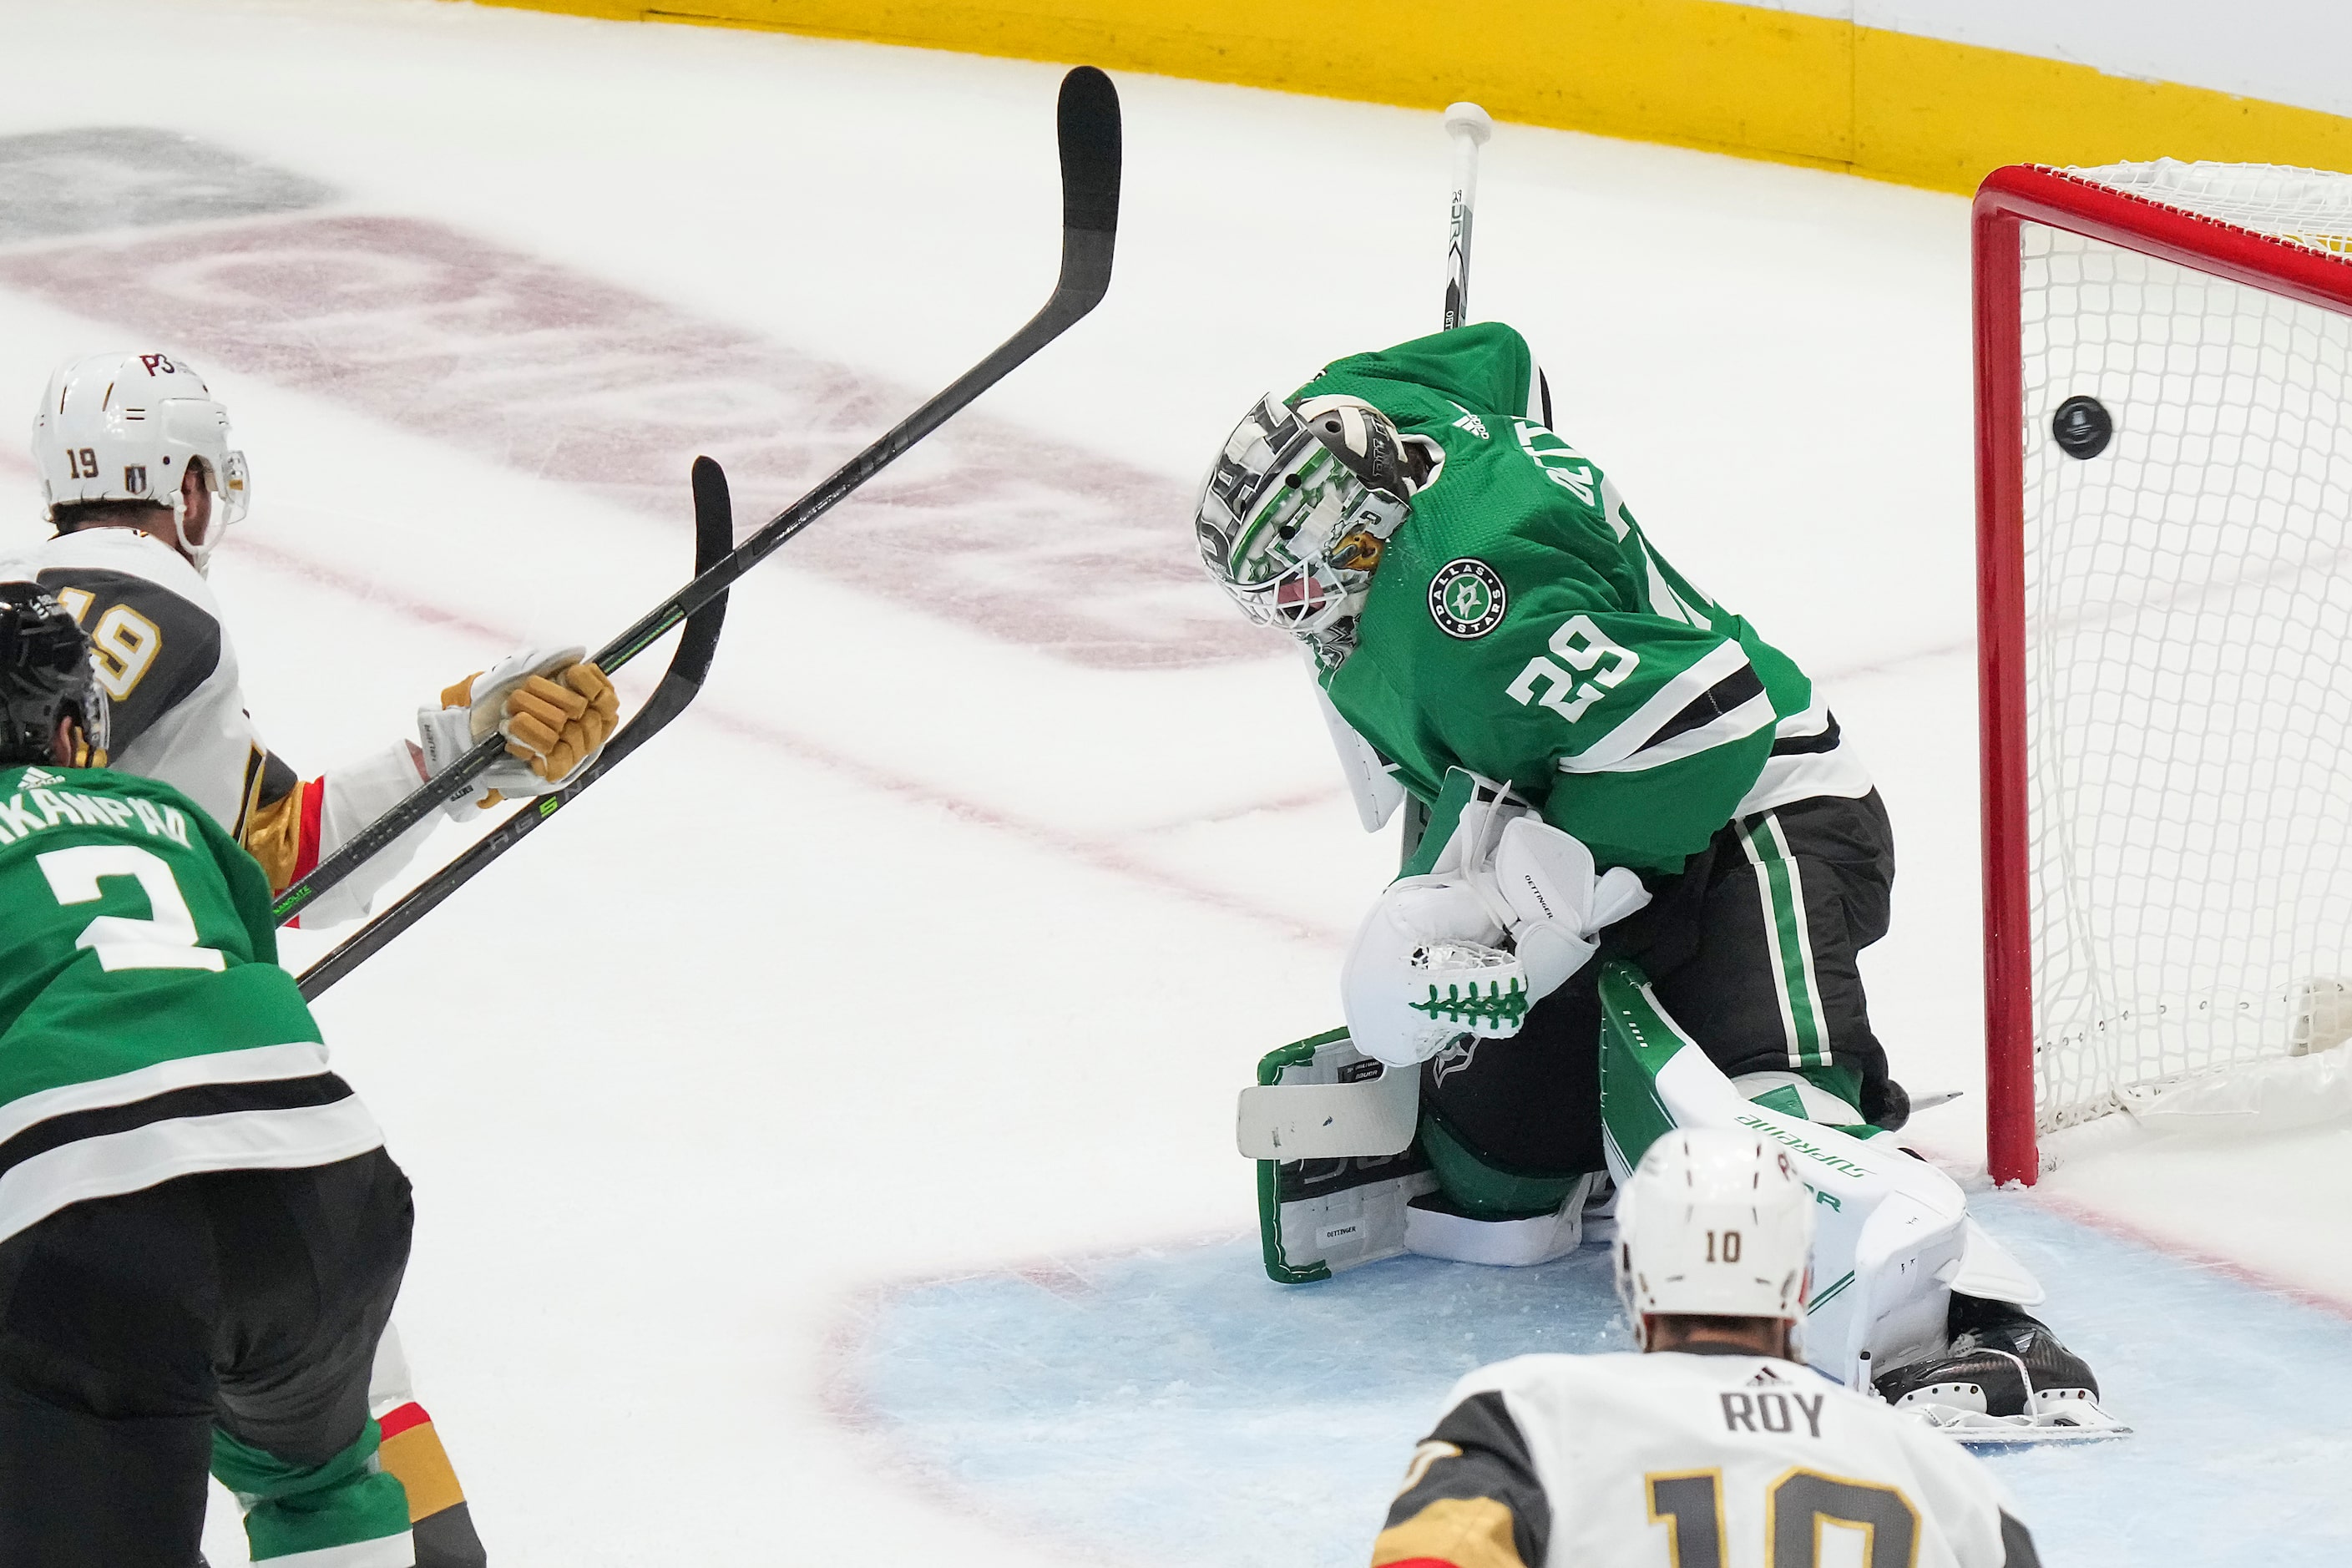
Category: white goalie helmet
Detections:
[
  {"x1": 1615, "y1": 1127, "x2": 1816, "y2": 1350},
  {"x1": 1193, "y1": 391, "x2": 1424, "y2": 649},
  {"x1": 31, "y1": 351, "x2": 250, "y2": 573}
]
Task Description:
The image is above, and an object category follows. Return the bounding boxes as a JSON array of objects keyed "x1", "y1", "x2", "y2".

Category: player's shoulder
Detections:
[
  {"x1": 8, "y1": 527, "x2": 216, "y2": 608},
  {"x1": 10, "y1": 530, "x2": 228, "y2": 660},
  {"x1": 3, "y1": 531, "x2": 231, "y2": 739},
  {"x1": 1450, "y1": 1348, "x2": 1709, "y2": 1405},
  {"x1": 1302, "y1": 322, "x2": 1536, "y2": 421},
  {"x1": 1364, "y1": 501, "x2": 1631, "y2": 662},
  {"x1": 0, "y1": 762, "x2": 213, "y2": 855}
]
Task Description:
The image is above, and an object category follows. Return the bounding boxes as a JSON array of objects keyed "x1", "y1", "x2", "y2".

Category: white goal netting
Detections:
[{"x1": 2021, "y1": 160, "x2": 2352, "y2": 1136}]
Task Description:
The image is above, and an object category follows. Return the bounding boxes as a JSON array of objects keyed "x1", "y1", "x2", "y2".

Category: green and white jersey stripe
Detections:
[{"x1": 0, "y1": 764, "x2": 374, "y2": 1247}]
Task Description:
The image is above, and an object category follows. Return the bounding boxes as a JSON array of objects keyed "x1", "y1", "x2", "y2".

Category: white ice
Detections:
[{"x1": 0, "y1": 0, "x2": 2344, "y2": 1562}]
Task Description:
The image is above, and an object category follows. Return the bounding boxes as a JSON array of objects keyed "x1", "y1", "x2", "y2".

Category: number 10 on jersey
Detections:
[{"x1": 1649, "y1": 1468, "x2": 1917, "y2": 1566}]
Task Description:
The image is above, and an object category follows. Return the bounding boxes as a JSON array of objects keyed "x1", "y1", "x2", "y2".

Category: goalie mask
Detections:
[
  {"x1": 32, "y1": 351, "x2": 250, "y2": 574},
  {"x1": 1193, "y1": 392, "x2": 1424, "y2": 648},
  {"x1": 1614, "y1": 1128, "x2": 1815, "y2": 1352}
]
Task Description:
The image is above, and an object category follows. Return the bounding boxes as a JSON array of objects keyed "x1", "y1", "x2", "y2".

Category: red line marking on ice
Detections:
[
  {"x1": 230, "y1": 535, "x2": 1347, "y2": 948},
  {"x1": 2017, "y1": 1185, "x2": 2352, "y2": 1323},
  {"x1": 0, "y1": 213, "x2": 1272, "y2": 671},
  {"x1": 817, "y1": 1271, "x2": 1162, "y2": 1568}
]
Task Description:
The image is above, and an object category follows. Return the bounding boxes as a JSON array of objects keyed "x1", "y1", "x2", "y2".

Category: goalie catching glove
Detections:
[
  {"x1": 417, "y1": 646, "x2": 619, "y2": 812},
  {"x1": 1343, "y1": 805, "x2": 1651, "y2": 1067}
]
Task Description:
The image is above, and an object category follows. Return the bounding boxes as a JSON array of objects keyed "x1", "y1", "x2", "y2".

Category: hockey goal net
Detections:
[{"x1": 1978, "y1": 160, "x2": 2352, "y2": 1184}]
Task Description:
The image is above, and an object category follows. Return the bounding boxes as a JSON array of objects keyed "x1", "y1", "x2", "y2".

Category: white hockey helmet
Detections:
[
  {"x1": 1615, "y1": 1127, "x2": 1816, "y2": 1350},
  {"x1": 1193, "y1": 392, "x2": 1421, "y2": 650},
  {"x1": 31, "y1": 351, "x2": 250, "y2": 573}
]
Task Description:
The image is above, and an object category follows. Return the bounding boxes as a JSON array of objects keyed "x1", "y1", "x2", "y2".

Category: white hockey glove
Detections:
[
  {"x1": 417, "y1": 646, "x2": 620, "y2": 813},
  {"x1": 1486, "y1": 817, "x2": 1651, "y2": 1004},
  {"x1": 1342, "y1": 771, "x2": 1653, "y2": 1065},
  {"x1": 1342, "y1": 876, "x2": 1530, "y2": 1068}
]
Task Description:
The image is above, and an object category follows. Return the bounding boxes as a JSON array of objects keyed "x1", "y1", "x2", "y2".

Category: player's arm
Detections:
[
  {"x1": 1309, "y1": 321, "x2": 1544, "y2": 430},
  {"x1": 1373, "y1": 1390, "x2": 1549, "y2": 1568},
  {"x1": 242, "y1": 650, "x2": 618, "y2": 918},
  {"x1": 1495, "y1": 599, "x2": 1779, "y2": 872},
  {"x1": 1997, "y1": 1511, "x2": 2044, "y2": 1567}
]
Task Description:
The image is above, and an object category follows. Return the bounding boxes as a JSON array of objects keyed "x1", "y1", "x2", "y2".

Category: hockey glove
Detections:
[
  {"x1": 1342, "y1": 876, "x2": 1530, "y2": 1068},
  {"x1": 417, "y1": 646, "x2": 620, "y2": 812},
  {"x1": 1485, "y1": 817, "x2": 1651, "y2": 1004}
]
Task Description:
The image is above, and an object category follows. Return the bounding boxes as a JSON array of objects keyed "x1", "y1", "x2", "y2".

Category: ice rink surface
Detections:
[{"x1": 0, "y1": 0, "x2": 2347, "y2": 1560}]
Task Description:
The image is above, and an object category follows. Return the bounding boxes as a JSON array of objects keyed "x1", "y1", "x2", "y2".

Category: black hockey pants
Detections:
[
  {"x1": 0, "y1": 1149, "x2": 412, "y2": 1566},
  {"x1": 1422, "y1": 790, "x2": 1897, "y2": 1182}
]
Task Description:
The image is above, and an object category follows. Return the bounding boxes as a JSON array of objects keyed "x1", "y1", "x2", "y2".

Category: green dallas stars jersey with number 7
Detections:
[
  {"x1": 0, "y1": 762, "x2": 380, "y2": 1252},
  {"x1": 1296, "y1": 324, "x2": 1864, "y2": 873}
]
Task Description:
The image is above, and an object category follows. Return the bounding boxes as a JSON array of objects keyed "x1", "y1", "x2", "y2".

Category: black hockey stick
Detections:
[
  {"x1": 292, "y1": 458, "x2": 736, "y2": 999},
  {"x1": 271, "y1": 64, "x2": 1123, "y2": 927}
]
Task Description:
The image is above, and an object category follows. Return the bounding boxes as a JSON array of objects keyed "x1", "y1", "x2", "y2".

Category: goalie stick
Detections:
[
  {"x1": 1439, "y1": 102, "x2": 1493, "y2": 331},
  {"x1": 271, "y1": 63, "x2": 1124, "y2": 927},
  {"x1": 293, "y1": 458, "x2": 736, "y2": 999},
  {"x1": 1251, "y1": 102, "x2": 1499, "y2": 1158},
  {"x1": 1401, "y1": 102, "x2": 1493, "y2": 867}
]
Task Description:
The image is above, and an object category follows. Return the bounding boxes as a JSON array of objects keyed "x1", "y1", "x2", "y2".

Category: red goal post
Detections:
[{"x1": 1976, "y1": 163, "x2": 2352, "y2": 1186}]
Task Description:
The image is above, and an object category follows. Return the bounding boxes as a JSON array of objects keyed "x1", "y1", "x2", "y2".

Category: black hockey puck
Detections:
[{"x1": 2051, "y1": 395, "x2": 2113, "y2": 459}]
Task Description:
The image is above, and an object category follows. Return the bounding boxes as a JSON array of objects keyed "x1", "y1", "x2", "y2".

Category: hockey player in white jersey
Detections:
[
  {"x1": 1372, "y1": 1128, "x2": 2044, "y2": 1568},
  {"x1": 21, "y1": 349, "x2": 621, "y2": 1566},
  {"x1": 19, "y1": 349, "x2": 616, "y2": 928}
]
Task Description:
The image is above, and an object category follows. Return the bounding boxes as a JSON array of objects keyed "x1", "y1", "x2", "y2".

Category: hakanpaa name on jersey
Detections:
[
  {"x1": 0, "y1": 772, "x2": 197, "y2": 852},
  {"x1": 0, "y1": 763, "x2": 382, "y2": 1254}
]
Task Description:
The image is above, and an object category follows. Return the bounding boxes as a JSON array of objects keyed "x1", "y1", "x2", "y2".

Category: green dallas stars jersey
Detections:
[
  {"x1": 1297, "y1": 324, "x2": 1864, "y2": 873},
  {"x1": 0, "y1": 762, "x2": 379, "y2": 1250}
]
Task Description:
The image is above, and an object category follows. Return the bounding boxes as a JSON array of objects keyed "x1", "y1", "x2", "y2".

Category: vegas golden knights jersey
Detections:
[{"x1": 1376, "y1": 1349, "x2": 2040, "y2": 1568}]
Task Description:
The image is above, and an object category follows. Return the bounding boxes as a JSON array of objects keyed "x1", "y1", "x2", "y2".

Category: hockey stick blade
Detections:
[
  {"x1": 271, "y1": 68, "x2": 1122, "y2": 926},
  {"x1": 294, "y1": 458, "x2": 735, "y2": 998}
]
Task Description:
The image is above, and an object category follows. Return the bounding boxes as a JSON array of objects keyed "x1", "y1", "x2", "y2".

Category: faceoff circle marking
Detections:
[{"x1": 1429, "y1": 558, "x2": 1507, "y2": 639}]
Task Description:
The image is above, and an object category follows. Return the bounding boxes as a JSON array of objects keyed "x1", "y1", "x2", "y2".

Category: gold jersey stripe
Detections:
[{"x1": 1373, "y1": 1496, "x2": 1529, "y2": 1568}]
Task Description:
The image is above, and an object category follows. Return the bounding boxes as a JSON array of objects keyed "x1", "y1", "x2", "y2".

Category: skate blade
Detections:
[{"x1": 1897, "y1": 1400, "x2": 2133, "y2": 1446}]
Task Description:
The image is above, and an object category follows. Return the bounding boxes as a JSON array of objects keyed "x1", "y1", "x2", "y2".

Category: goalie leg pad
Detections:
[
  {"x1": 1401, "y1": 1176, "x2": 1598, "y2": 1267},
  {"x1": 1598, "y1": 963, "x2": 1970, "y2": 1383},
  {"x1": 1251, "y1": 1030, "x2": 1436, "y2": 1284}
]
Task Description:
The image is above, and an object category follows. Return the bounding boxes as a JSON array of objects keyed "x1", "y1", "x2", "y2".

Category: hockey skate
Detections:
[{"x1": 1872, "y1": 1294, "x2": 2129, "y2": 1444}]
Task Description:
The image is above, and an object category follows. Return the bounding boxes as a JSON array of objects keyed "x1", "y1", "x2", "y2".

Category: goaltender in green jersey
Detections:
[
  {"x1": 0, "y1": 584, "x2": 417, "y2": 1567},
  {"x1": 1194, "y1": 324, "x2": 2113, "y2": 1433}
]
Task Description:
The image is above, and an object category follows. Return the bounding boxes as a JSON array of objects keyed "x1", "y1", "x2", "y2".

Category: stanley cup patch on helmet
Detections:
[{"x1": 1429, "y1": 559, "x2": 1507, "y2": 639}]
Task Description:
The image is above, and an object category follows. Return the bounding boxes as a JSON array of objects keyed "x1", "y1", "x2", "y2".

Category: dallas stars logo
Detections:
[{"x1": 1428, "y1": 558, "x2": 1507, "y2": 639}]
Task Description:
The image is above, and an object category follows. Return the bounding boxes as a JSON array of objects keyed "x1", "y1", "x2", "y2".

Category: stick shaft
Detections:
[
  {"x1": 1444, "y1": 144, "x2": 1479, "y2": 328},
  {"x1": 270, "y1": 70, "x2": 1120, "y2": 928},
  {"x1": 1440, "y1": 102, "x2": 1492, "y2": 331},
  {"x1": 294, "y1": 458, "x2": 736, "y2": 999}
]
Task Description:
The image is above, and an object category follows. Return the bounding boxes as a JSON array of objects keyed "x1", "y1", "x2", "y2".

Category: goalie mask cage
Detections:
[{"x1": 1978, "y1": 161, "x2": 2352, "y2": 1185}]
